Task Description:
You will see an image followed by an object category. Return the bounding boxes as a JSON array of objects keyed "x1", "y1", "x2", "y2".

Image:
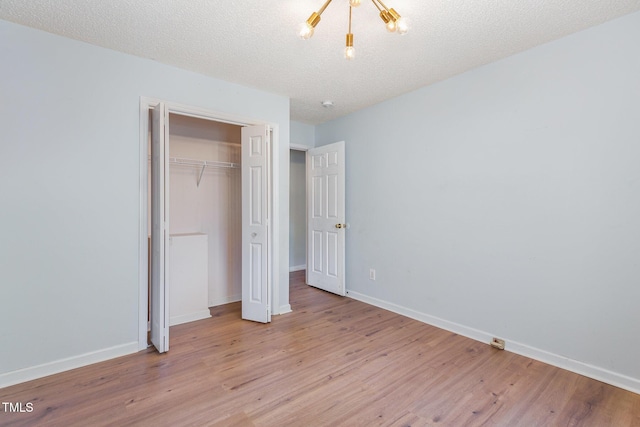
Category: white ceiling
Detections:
[{"x1": 2, "y1": 0, "x2": 639, "y2": 124}]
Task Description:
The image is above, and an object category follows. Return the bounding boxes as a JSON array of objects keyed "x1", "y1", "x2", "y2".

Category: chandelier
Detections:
[{"x1": 298, "y1": 0, "x2": 409, "y2": 60}]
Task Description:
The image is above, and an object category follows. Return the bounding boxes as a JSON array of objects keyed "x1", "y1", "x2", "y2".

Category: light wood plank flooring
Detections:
[{"x1": 1, "y1": 271, "x2": 639, "y2": 426}]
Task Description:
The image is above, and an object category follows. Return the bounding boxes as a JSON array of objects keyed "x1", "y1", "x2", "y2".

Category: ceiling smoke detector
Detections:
[{"x1": 321, "y1": 100, "x2": 335, "y2": 108}]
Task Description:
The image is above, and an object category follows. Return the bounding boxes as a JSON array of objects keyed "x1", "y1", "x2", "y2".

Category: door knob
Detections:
[{"x1": 335, "y1": 223, "x2": 346, "y2": 229}]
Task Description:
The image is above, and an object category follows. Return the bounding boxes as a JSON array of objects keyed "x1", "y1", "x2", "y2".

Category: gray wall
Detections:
[
  {"x1": 316, "y1": 11, "x2": 640, "y2": 392},
  {"x1": 0, "y1": 19, "x2": 290, "y2": 384},
  {"x1": 289, "y1": 150, "x2": 306, "y2": 269}
]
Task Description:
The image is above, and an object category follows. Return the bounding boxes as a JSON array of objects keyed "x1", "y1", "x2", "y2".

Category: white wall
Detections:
[
  {"x1": 316, "y1": 11, "x2": 640, "y2": 392},
  {"x1": 0, "y1": 19, "x2": 290, "y2": 385},
  {"x1": 290, "y1": 120, "x2": 315, "y2": 149},
  {"x1": 289, "y1": 150, "x2": 306, "y2": 270}
]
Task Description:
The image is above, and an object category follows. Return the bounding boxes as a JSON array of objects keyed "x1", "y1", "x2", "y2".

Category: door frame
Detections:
[{"x1": 137, "y1": 96, "x2": 280, "y2": 350}]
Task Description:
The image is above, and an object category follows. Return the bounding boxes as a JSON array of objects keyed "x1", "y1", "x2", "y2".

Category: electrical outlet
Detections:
[
  {"x1": 369, "y1": 269, "x2": 376, "y2": 280},
  {"x1": 490, "y1": 338, "x2": 505, "y2": 350}
]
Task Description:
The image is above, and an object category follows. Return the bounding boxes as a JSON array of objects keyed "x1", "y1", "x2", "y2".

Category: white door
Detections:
[
  {"x1": 150, "y1": 103, "x2": 170, "y2": 352},
  {"x1": 306, "y1": 141, "x2": 346, "y2": 296},
  {"x1": 241, "y1": 125, "x2": 271, "y2": 323}
]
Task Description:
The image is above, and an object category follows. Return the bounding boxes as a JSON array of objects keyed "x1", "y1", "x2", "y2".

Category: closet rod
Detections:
[
  {"x1": 169, "y1": 157, "x2": 240, "y2": 169},
  {"x1": 170, "y1": 157, "x2": 239, "y2": 188},
  {"x1": 148, "y1": 156, "x2": 240, "y2": 169},
  {"x1": 147, "y1": 156, "x2": 239, "y2": 187}
]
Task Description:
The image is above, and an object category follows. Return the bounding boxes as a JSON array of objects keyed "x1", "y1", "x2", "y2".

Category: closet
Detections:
[{"x1": 149, "y1": 113, "x2": 242, "y2": 327}]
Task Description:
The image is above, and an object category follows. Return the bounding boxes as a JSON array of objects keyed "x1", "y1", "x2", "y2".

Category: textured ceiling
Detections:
[{"x1": 1, "y1": 0, "x2": 639, "y2": 124}]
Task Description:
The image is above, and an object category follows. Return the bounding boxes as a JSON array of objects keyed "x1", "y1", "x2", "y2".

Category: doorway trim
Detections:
[
  {"x1": 138, "y1": 96, "x2": 280, "y2": 350},
  {"x1": 290, "y1": 143, "x2": 310, "y2": 152}
]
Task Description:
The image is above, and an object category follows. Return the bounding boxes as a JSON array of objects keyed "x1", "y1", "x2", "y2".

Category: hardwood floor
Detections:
[{"x1": 1, "y1": 271, "x2": 639, "y2": 426}]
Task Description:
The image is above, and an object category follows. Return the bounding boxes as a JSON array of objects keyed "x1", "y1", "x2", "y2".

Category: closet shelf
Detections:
[
  {"x1": 148, "y1": 155, "x2": 239, "y2": 169},
  {"x1": 148, "y1": 156, "x2": 239, "y2": 187},
  {"x1": 169, "y1": 157, "x2": 240, "y2": 169},
  {"x1": 171, "y1": 157, "x2": 240, "y2": 187}
]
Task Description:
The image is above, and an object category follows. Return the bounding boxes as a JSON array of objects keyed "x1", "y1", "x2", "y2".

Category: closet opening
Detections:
[
  {"x1": 139, "y1": 98, "x2": 278, "y2": 353},
  {"x1": 148, "y1": 114, "x2": 242, "y2": 340}
]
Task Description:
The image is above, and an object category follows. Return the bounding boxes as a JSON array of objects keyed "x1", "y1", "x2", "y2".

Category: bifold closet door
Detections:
[
  {"x1": 150, "y1": 102, "x2": 170, "y2": 353},
  {"x1": 241, "y1": 124, "x2": 271, "y2": 323}
]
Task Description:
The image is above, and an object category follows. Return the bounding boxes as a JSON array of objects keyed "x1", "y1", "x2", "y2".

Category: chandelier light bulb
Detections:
[
  {"x1": 298, "y1": 22, "x2": 315, "y2": 40},
  {"x1": 298, "y1": 11, "x2": 321, "y2": 40},
  {"x1": 386, "y1": 20, "x2": 397, "y2": 32},
  {"x1": 349, "y1": 0, "x2": 362, "y2": 7},
  {"x1": 345, "y1": 32, "x2": 355, "y2": 60},
  {"x1": 396, "y1": 17, "x2": 409, "y2": 34},
  {"x1": 344, "y1": 46, "x2": 355, "y2": 60}
]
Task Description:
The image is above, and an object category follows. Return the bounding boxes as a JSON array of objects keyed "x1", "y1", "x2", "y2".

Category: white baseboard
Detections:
[
  {"x1": 169, "y1": 310, "x2": 211, "y2": 326},
  {"x1": 289, "y1": 265, "x2": 306, "y2": 272},
  {"x1": 346, "y1": 290, "x2": 640, "y2": 395},
  {"x1": 505, "y1": 339, "x2": 640, "y2": 395},
  {"x1": 209, "y1": 294, "x2": 241, "y2": 308},
  {"x1": 276, "y1": 304, "x2": 292, "y2": 315},
  {"x1": 0, "y1": 342, "x2": 139, "y2": 389}
]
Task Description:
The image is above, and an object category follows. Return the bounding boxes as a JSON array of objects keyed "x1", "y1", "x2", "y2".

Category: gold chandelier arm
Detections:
[
  {"x1": 317, "y1": 0, "x2": 333, "y2": 16},
  {"x1": 304, "y1": 0, "x2": 333, "y2": 29},
  {"x1": 371, "y1": 0, "x2": 402, "y2": 31},
  {"x1": 373, "y1": 0, "x2": 390, "y2": 11},
  {"x1": 305, "y1": 0, "x2": 333, "y2": 28},
  {"x1": 372, "y1": 0, "x2": 401, "y2": 19}
]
